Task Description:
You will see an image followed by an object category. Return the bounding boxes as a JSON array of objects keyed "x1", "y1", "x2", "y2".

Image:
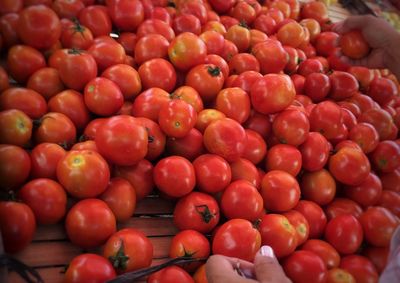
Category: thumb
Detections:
[{"x1": 254, "y1": 246, "x2": 291, "y2": 283}]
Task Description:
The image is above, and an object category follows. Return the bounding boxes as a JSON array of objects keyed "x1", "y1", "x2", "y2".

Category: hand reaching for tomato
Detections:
[
  {"x1": 205, "y1": 246, "x2": 291, "y2": 283},
  {"x1": 333, "y1": 15, "x2": 400, "y2": 80}
]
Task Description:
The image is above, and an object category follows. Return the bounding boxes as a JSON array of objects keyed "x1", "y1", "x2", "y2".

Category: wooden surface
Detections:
[{"x1": 7, "y1": 196, "x2": 178, "y2": 283}]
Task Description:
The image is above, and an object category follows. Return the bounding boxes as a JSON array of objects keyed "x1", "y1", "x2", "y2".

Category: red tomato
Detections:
[
  {"x1": 329, "y1": 146, "x2": 371, "y2": 186},
  {"x1": 168, "y1": 32, "x2": 207, "y2": 71},
  {"x1": 339, "y1": 30, "x2": 370, "y2": 59},
  {"x1": 358, "y1": 108, "x2": 397, "y2": 141},
  {"x1": 215, "y1": 87, "x2": 250, "y2": 124},
  {"x1": 277, "y1": 21, "x2": 306, "y2": 48},
  {"x1": 52, "y1": 0, "x2": 84, "y2": 19},
  {"x1": 88, "y1": 37, "x2": 126, "y2": 72},
  {"x1": 103, "y1": 228, "x2": 153, "y2": 273},
  {"x1": 324, "y1": 214, "x2": 363, "y2": 255},
  {"x1": 78, "y1": 5, "x2": 112, "y2": 37},
  {"x1": 137, "y1": 18, "x2": 175, "y2": 42},
  {"x1": 107, "y1": 0, "x2": 144, "y2": 32},
  {"x1": 64, "y1": 253, "x2": 116, "y2": 283},
  {"x1": 57, "y1": 150, "x2": 110, "y2": 198},
  {"x1": 294, "y1": 200, "x2": 327, "y2": 239},
  {"x1": 367, "y1": 77, "x2": 398, "y2": 106},
  {"x1": 380, "y1": 169, "x2": 400, "y2": 192},
  {"x1": 259, "y1": 214, "x2": 297, "y2": 258},
  {"x1": 221, "y1": 180, "x2": 263, "y2": 221},
  {"x1": 171, "y1": 86, "x2": 204, "y2": 113},
  {"x1": 348, "y1": 122, "x2": 379, "y2": 154},
  {"x1": 7, "y1": 45, "x2": 46, "y2": 84},
  {"x1": 0, "y1": 201, "x2": 36, "y2": 253},
  {"x1": 299, "y1": 132, "x2": 330, "y2": 172},
  {"x1": 193, "y1": 264, "x2": 207, "y2": 283},
  {"x1": 304, "y1": 73, "x2": 330, "y2": 102},
  {"x1": 114, "y1": 159, "x2": 154, "y2": 201},
  {"x1": 212, "y1": 218, "x2": 261, "y2": 262},
  {"x1": 199, "y1": 30, "x2": 224, "y2": 56},
  {"x1": 326, "y1": 268, "x2": 356, "y2": 283},
  {"x1": 66, "y1": 199, "x2": 116, "y2": 249},
  {"x1": 154, "y1": 156, "x2": 195, "y2": 198},
  {"x1": 173, "y1": 14, "x2": 201, "y2": 35},
  {"x1": 148, "y1": 266, "x2": 194, "y2": 283},
  {"x1": 265, "y1": 144, "x2": 302, "y2": 177},
  {"x1": 250, "y1": 74, "x2": 295, "y2": 114},
  {"x1": 309, "y1": 100, "x2": 343, "y2": 140},
  {"x1": 17, "y1": 5, "x2": 61, "y2": 49},
  {"x1": 359, "y1": 206, "x2": 399, "y2": 248},
  {"x1": 283, "y1": 250, "x2": 327, "y2": 283},
  {"x1": 377, "y1": 190, "x2": 400, "y2": 218},
  {"x1": 284, "y1": 210, "x2": 310, "y2": 246},
  {"x1": 100, "y1": 178, "x2": 136, "y2": 222},
  {"x1": 315, "y1": 31, "x2": 339, "y2": 57},
  {"x1": 363, "y1": 246, "x2": 389, "y2": 274},
  {"x1": 18, "y1": 178, "x2": 67, "y2": 225},
  {"x1": 301, "y1": 239, "x2": 340, "y2": 269},
  {"x1": 165, "y1": 127, "x2": 205, "y2": 161},
  {"x1": 131, "y1": 87, "x2": 170, "y2": 122},
  {"x1": 325, "y1": 198, "x2": 363, "y2": 220},
  {"x1": 208, "y1": 0, "x2": 235, "y2": 14},
  {"x1": 193, "y1": 154, "x2": 231, "y2": 194},
  {"x1": 272, "y1": 108, "x2": 310, "y2": 146},
  {"x1": 0, "y1": 145, "x2": 30, "y2": 191},
  {"x1": 0, "y1": 13, "x2": 20, "y2": 48},
  {"x1": 60, "y1": 20, "x2": 93, "y2": 50},
  {"x1": 158, "y1": 99, "x2": 197, "y2": 138},
  {"x1": 301, "y1": 169, "x2": 336, "y2": 206},
  {"x1": 329, "y1": 71, "x2": 359, "y2": 101},
  {"x1": 203, "y1": 118, "x2": 247, "y2": 162},
  {"x1": 30, "y1": 143, "x2": 66, "y2": 179},
  {"x1": 344, "y1": 172, "x2": 382, "y2": 207},
  {"x1": 254, "y1": 14, "x2": 276, "y2": 36},
  {"x1": 252, "y1": 39, "x2": 288, "y2": 74},
  {"x1": 173, "y1": 191, "x2": 220, "y2": 233},
  {"x1": 139, "y1": 58, "x2": 176, "y2": 92},
  {"x1": 0, "y1": 109, "x2": 32, "y2": 147},
  {"x1": 230, "y1": 1, "x2": 256, "y2": 25},
  {"x1": 340, "y1": 255, "x2": 379, "y2": 283},
  {"x1": 261, "y1": 170, "x2": 300, "y2": 212},
  {"x1": 242, "y1": 129, "x2": 267, "y2": 165},
  {"x1": 370, "y1": 140, "x2": 400, "y2": 173},
  {"x1": 225, "y1": 24, "x2": 250, "y2": 53},
  {"x1": 135, "y1": 117, "x2": 166, "y2": 161},
  {"x1": 230, "y1": 157, "x2": 260, "y2": 188},
  {"x1": 58, "y1": 49, "x2": 97, "y2": 91},
  {"x1": 27, "y1": 67, "x2": 64, "y2": 100},
  {"x1": 34, "y1": 112, "x2": 76, "y2": 146},
  {"x1": 169, "y1": 230, "x2": 210, "y2": 272}
]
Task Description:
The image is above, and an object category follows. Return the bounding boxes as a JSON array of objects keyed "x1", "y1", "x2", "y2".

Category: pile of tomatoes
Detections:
[{"x1": 0, "y1": 0, "x2": 400, "y2": 282}]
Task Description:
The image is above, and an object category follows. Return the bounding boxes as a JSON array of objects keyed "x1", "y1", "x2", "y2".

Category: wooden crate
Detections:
[{"x1": 7, "y1": 196, "x2": 178, "y2": 283}]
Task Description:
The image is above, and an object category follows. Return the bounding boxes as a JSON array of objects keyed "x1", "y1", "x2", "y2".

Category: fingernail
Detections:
[{"x1": 260, "y1": 245, "x2": 274, "y2": 257}]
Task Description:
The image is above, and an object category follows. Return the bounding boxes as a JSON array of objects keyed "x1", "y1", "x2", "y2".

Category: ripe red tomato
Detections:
[
  {"x1": 30, "y1": 142, "x2": 66, "y2": 179},
  {"x1": 329, "y1": 146, "x2": 371, "y2": 186},
  {"x1": 324, "y1": 214, "x2": 363, "y2": 255},
  {"x1": 88, "y1": 37, "x2": 126, "y2": 72},
  {"x1": 299, "y1": 132, "x2": 331, "y2": 172},
  {"x1": 95, "y1": 115, "x2": 148, "y2": 166},
  {"x1": 158, "y1": 99, "x2": 197, "y2": 138},
  {"x1": 113, "y1": 159, "x2": 154, "y2": 201},
  {"x1": 34, "y1": 112, "x2": 77, "y2": 146},
  {"x1": 272, "y1": 108, "x2": 310, "y2": 146},
  {"x1": 283, "y1": 250, "x2": 328, "y2": 283},
  {"x1": 154, "y1": 156, "x2": 195, "y2": 198},
  {"x1": 348, "y1": 122, "x2": 379, "y2": 154},
  {"x1": 137, "y1": 18, "x2": 175, "y2": 42},
  {"x1": 315, "y1": 31, "x2": 339, "y2": 57},
  {"x1": 370, "y1": 140, "x2": 400, "y2": 173},
  {"x1": 230, "y1": 158, "x2": 260, "y2": 188},
  {"x1": 18, "y1": 178, "x2": 67, "y2": 225},
  {"x1": 329, "y1": 71, "x2": 359, "y2": 101},
  {"x1": 339, "y1": 30, "x2": 370, "y2": 59},
  {"x1": 283, "y1": 210, "x2": 310, "y2": 246},
  {"x1": 27, "y1": 67, "x2": 64, "y2": 100},
  {"x1": 100, "y1": 177, "x2": 136, "y2": 222},
  {"x1": 344, "y1": 172, "x2": 382, "y2": 207},
  {"x1": 60, "y1": 20, "x2": 93, "y2": 50},
  {"x1": 134, "y1": 33, "x2": 169, "y2": 65},
  {"x1": 309, "y1": 101, "x2": 343, "y2": 140},
  {"x1": 212, "y1": 218, "x2": 261, "y2": 262},
  {"x1": 0, "y1": 201, "x2": 36, "y2": 253},
  {"x1": 103, "y1": 228, "x2": 153, "y2": 273},
  {"x1": 169, "y1": 229, "x2": 210, "y2": 272},
  {"x1": 242, "y1": 129, "x2": 267, "y2": 165},
  {"x1": 221, "y1": 180, "x2": 263, "y2": 221},
  {"x1": 66, "y1": 199, "x2": 116, "y2": 249},
  {"x1": 139, "y1": 58, "x2": 176, "y2": 92},
  {"x1": 261, "y1": 170, "x2": 300, "y2": 212},
  {"x1": 173, "y1": 192, "x2": 220, "y2": 233},
  {"x1": 363, "y1": 246, "x2": 389, "y2": 274},
  {"x1": 17, "y1": 5, "x2": 61, "y2": 49},
  {"x1": 377, "y1": 190, "x2": 400, "y2": 218},
  {"x1": 131, "y1": 87, "x2": 170, "y2": 122},
  {"x1": 250, "y1": 74, "x2": 295, "y2": 114},
  {"x1": 367, "y1": 77, "x2": 398, "y2": 106},
  {"x1": 326, "y1": 268, "x2": 356, "y2": 283},
  {"x1": 203, "y1": 118, "x2": 247, "y2": 162},
  {"x1": 252, "y1": 39, "x2": 288, "y2": 74},
  {"x1": 107, "y1": 0, "x2": 144, "y2": 32},
  {"x1": 193, "y1": 154, "x2": 231, "y2": 194},
  {"x1": 277, "y1": 21, "x2": 306, "y2": 48},
  {"x1": 148, "y1": 266, "x2": 194, "y2": 283},
  {"x1": 58, "y1": 49, "x2": 97, "y2": 91},
  {"x1": 135, "y1": 117, "x2": 166, "y2": 161},
  {"x1": 215, "y1": 87, "x2": 251, "y2": 124},
  {"x1": 359, "y1": 206, "x2": 399, "y2": 248},
  {"x1": 0, "y1": 145, "x2": 31, "y2": 191},
  {"x1": 301, "y1": 169, "x2": 336, "y2": 206},
  {"x1": 304, "y1": 73, "x2": 331, "y2": 102},
  {"x1": 165, "y1": 127, "x2": 205, "y2": 161},
  {"x1": 173, "y1": 14, "x2": 201, "y2": 35},
  {"x1": 78, "y1": 5, "x2": 112, "y2": 37},
  {"x1": 0, "y1": 109, "x2": 32, "y2": 147},
  {"x1": 52, "y1": 0, "x2": 84, "y2": 19},
  {"x1": 57, "y1": 150, "x2": 110, "y2": 198},
  {"x1": 325, "y1": 198, "x2": 363, "y2": 220},
  {"x1": 259, "y1": 214, "x2": 297, "y2": 258},
  {"x1": 64, "y1": 253, "x2": 116, "y2": 283},
  {"x1": 301, "y1": 239, "x2": 340, "y2": 269},
  {"x1": 294, "y1": 200, "x2": 327, "y2": 239},
  {"x1": 340, "y1": 255, "x2": 379, "y2": 283}
]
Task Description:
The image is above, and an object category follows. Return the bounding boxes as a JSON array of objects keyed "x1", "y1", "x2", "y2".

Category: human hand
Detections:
[
  {"x1": 205, "y1": 246, "x2": 291, "y2": 283},
  {"x1": 332, "y1": 15, "x2": 400, "y2": 79}
]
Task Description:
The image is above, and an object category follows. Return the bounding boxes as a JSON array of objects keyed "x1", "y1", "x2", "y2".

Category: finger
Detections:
[
  {"x1": 254, "y1": 246, "x2": 292, "y2": 283},
  {"x1": 205, "y1": 255, "x2": 257, "y2": 283},
  {"x1": 333, "y1": 15, "x2": 375, "y2": 34}
]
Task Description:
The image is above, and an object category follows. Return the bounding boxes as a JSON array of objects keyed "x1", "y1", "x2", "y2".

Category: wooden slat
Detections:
[
  {"x1": 34, "y1": 217, "x2": 177, "y2": 241},
  {"x1": 134, "y1": 197, "x2": 175, "y2": 215},
  {"x1": 8, "y1": 258, "x2": 172, "y2": 283},
  {"x1": 13, "y1": 237, "x2": 173, "y2": 268}
]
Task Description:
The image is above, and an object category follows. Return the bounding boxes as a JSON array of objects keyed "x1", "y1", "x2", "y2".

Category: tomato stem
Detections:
[
  {"x1": 108, "y1": 240, "x2": 130, "y2": 271},
  {"x1": 207, "y1": 66, "x2": 221, "y2": 77},
  {"x1": 195, "y1": 205, "x2": 216, "y2": 223}
]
